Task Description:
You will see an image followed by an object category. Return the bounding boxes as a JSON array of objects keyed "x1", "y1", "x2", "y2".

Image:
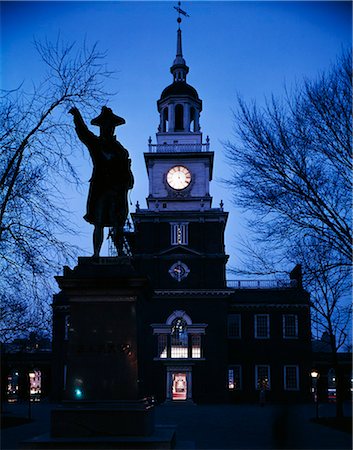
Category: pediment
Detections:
[{"x1": 158, "y1": 245, "x2": 202, "y2": 256}]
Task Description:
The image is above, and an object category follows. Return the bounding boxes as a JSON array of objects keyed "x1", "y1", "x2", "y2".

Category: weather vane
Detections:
[{"x1": 174, "y1": 1, "x2": 190, "y2": 28}]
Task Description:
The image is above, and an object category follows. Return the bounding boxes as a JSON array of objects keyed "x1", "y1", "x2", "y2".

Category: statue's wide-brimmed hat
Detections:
[{"x1": 91, "y1": 106, "x2": 125, "y2": 128}]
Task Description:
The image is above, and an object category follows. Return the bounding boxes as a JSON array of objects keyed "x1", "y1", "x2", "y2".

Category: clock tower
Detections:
[{"x1": 131, "y1": 18, "x2": 228, "y2": 290}]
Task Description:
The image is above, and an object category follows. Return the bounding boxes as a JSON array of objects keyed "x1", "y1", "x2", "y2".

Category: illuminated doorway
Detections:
[
  {"x1": 29, "y1": 369, "x2": 42, "y2": 402},
  {"x1": 172, "y1": 373, "x2": 187, "y2": 400},
  {"x1": 166, "y1": 366, "x2": 193, "y2": 402}
]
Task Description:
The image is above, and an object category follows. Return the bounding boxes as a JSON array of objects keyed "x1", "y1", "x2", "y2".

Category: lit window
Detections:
[
  {"x1": 255, "y1": 365, "x2": 271, "y2": 390},
  {"x1": 283, "y1": 315, "x2": 298, "y2": 338},
  {"x1": 29, "y1": 369, "x2": 42, "y2": 401},
  {"x1": 153, "y1": 311, "x2": 206, "y2": 360},
  {"x1": 158, "y1": 335, "x2": 168, "y2": 359},
  {"x1": 228, "y1": 314, "x2": 241, "y2": 338},
  {"x1": 191, "y1": 334, "x2": 201, "y2": 358},
  {"x1": 327, "y1": 368, "x2": 336, "y2": 401},
  {"x1": 255, "y1": 315, "x2": 270, "y2": 339},
  {"x1": 171, "y1": 318, "x2": 188, "y2": 358},
  {"x1": 171, "y1": 223, "x2": 188, "y2": 245},
  {"x1": 7, "y1": 369, "x2": 19, "y2": 403},
  {"x1": 284, "y1": 365, "x2": 299, "y2": 390},
  {"x1": 228, "y1": 366, "x2": 242, "y2": 390}
]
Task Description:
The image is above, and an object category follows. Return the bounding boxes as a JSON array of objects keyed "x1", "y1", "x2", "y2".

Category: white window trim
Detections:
[
  {"x1": 282, "y1": 314, "x2": 299, "y2": 339},
  {"x1": 254, "y1": 314, "x2": 270, "y2": 339},
  {"x1": 284, "y1": 365, "x2": 300, "y2": 391},
  {"x1": 228, "y1": 365, "x2": 242, "y2": 390},
  {"x1": 255, "y1": 365, "x2": 271, "y2": 390},
  {"x1": 227, "y1": 314, "x2": 241, "y2": 339}
]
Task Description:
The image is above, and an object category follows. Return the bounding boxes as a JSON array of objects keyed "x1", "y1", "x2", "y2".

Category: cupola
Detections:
[{"x1": 156, "y1": 15, "x2": 202, "y2": 144}]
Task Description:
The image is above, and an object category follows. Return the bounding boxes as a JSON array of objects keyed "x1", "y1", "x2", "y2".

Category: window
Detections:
[
  {"x1": 158, "y1": 335, "x2": 168, "y2": 359},
  {"x1": 255, "y1": 314, "x2": 270, "y2": 339},
  {"x1": 171, "y1": 223, "x2": 188, "y2": 245},
  {"x1": 283, "y1": 314, "x2": 298, "y2": 338},
  {"x1": 327, "y1": 368, "x2": 336, "y2": 401},
  {"x1": 191, "y1": 334, "x2": 201, "y2": 358},
  {"x1": 284, "y1": 365, "x2": 299, "y2": 390},
  {"x1": 153, "y1": 311, "x2": 206, "y2": 360},
  {"x1": 29, "y1": 369, "x2": 42, "y2": 401},
  {"x1": 228, "y1": 314, "x2": 241, "y2": 338},
  {"x1": 228, "y1": 366, "x2": 242, "y2": 390},
  {"x1": 171, "y1": 318, "x2": 188, "y2": 358},
  {"x1": 255, "y1": 365, "x2": 271, "y2": 389},
  {"x1": 7, "y1": 369, "x2": 19, "y2": 403}
]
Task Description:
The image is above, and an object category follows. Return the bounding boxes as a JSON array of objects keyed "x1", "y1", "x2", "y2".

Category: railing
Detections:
[
  {"x1": 226, "y1": 279, "x2": 297, "y2": 289},
  {"x1": 148, "y1": 142, "x2": 210, "y2": 153}
]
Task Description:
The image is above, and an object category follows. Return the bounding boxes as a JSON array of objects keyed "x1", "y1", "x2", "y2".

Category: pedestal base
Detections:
[
  {"x1": 51, "y1": 400, "x2": 154, "y2": 437},
  {"x1": 22, "y1": 426, "x2": 176, "y2": 449},
  {"x1": 22, "y1": 401, "x2": 176, "y2": 449}
]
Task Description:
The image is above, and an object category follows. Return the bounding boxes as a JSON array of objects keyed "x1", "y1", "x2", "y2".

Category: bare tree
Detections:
[
  {"x1": 0, "y1": 37, "x2": 114, "y2": 341},
  {"x1": 225, "y1": 50, "x2": 352, "y2": 417}
]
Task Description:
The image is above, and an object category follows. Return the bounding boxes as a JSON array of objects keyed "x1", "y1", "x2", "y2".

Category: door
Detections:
[{"x1": 172, "y1": 373, "x2": 187, "y2": 400}]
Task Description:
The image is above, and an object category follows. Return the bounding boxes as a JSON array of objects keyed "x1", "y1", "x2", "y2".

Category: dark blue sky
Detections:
[{"x1": 2, "y1": 1, "x2": 351, "y2": 267}]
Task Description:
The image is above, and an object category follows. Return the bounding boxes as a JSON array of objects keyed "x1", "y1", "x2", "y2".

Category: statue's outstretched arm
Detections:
[{"x1": 69, "y1": 107, "x2": 95, "y2": 146}]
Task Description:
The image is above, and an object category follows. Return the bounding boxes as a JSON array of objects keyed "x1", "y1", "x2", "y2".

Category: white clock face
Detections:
[{"x1": 167, "y1": 166, "x2": 191, "y2": 190}]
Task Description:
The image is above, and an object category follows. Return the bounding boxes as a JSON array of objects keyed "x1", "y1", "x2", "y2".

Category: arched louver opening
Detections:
[
  {"x1": 162, "y1": 107, "x2": 168, "y2": 132},
  {"x1": 175, "y1": 104, "x2": 184, "y2": 131}
]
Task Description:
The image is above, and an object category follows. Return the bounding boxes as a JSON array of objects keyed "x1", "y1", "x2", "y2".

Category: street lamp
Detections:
[{"x1": 310, "y1": 369, "x2": 320, "y2": 419}]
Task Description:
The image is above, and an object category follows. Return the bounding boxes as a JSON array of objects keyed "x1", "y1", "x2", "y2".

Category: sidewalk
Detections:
[{"x1": 1, "y1": 401, "x2": 351, "y2": 450}]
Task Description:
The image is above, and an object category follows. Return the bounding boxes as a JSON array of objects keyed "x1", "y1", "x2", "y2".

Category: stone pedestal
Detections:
[
  {"x1": 23, "y1": 257, "x2": 175, "y2": 449},
  {"x1": 51, "y1": 400, "x2": 155, "y2": 437},
  {"x1": 57, "y1": 257, "x2": 143, "y2": 403}
]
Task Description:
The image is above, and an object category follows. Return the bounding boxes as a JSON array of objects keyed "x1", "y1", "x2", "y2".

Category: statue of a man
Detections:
[{"x1": 69, "y1": 106, "x2": 134, "y2": 257}]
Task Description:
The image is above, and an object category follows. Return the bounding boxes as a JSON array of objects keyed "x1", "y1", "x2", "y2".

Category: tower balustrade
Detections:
[{"x1": 148, "y1": 142, "x2": 210, "y2": 153}]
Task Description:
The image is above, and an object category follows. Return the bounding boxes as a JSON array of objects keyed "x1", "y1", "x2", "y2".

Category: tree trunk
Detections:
[{"x1": 330, "y1": 334, "x2": 344, "y2": 418}]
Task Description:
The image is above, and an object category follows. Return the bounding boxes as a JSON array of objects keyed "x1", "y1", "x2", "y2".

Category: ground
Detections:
[{"x1": 1, "y1": 401, "x2": 351, "y2": 449}]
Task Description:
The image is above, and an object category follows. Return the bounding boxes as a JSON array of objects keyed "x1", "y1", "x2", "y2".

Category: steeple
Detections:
[
  {"x1": 170, "y1": 27, "x2": 189, "y2": 82},
  {"x1": 155, "y1": 2, "x2": 203, "y2": 142}
]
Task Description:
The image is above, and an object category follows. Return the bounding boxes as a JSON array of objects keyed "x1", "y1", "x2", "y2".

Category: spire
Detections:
[
  {"x1": 170, "y1": 2, "x2": 189, "y2": 82},
  {"x1": 175, "y1": 28, "x2": 183, "y2": 62}
]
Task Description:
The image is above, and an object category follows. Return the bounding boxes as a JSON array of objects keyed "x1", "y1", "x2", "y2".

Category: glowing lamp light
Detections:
[
  {"x1": 310, "y1": 370, "x2": 319, "y2": 379},
  {"x1": 74, "y1": 388, "x2": 83, "y2": 399}
]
